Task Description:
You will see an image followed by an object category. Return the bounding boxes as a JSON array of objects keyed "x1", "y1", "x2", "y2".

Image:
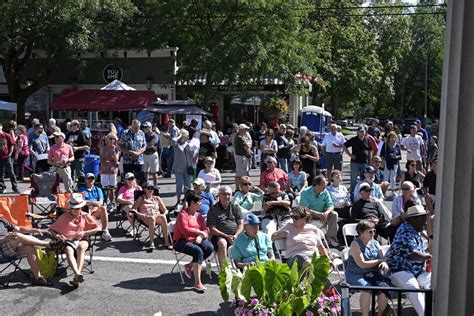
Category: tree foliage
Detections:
[{"x1": 0, "y1": 0, "x2": 136, "y2": 118}]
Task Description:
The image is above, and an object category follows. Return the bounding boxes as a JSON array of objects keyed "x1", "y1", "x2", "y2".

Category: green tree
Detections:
[
  {"x1": 135, "y1": 0, "x2": 318, "y2": 106},
  {"x1": 0, "y1": 0, "x2": 135, "y2": 119}
]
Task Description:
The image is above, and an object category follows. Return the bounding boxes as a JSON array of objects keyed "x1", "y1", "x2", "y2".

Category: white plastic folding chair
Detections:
[
  {"x1": 316, "y1": 229, "x2": 344, "y2": 282},
  {"x1": 168, "y1": 221, "x2": 190, "y2": 284},
  {"x1": 342, "y1": 223, "x2": 359, "y2": 248},
  {"x1": 273, "y1": 238, "x2": 287, "y2": 263}
]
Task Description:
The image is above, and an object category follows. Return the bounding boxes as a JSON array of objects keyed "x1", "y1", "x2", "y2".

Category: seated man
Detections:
[
  {"x1": 260, "y1": 156, "x2": 288, "y2": 193},
  {"x1": 207, "y1": 186, "x2": 243, "y2": 269},
  {"x1": 261, "y1": 181, "x2": 291, "y2": 236},
  {"x1": 369, "y1": 155, "x2": 390, "y2": 195},
  {"x1": 386, "y1": 205, "x2": 431, "y2": 316},
  {"x1": 231, "y1": 214, "x2": 274, "y2": 269},
  {"x1": 0, "y1": 217, "x2": 63, "y2": 286},
  {"x1": 354, "y1": 166, "x2": 384, "y2": 201},
  {"x1": 299, "y1": 175, "x2": 339, "y2": 248},
  {"x1": 351, "y1": 183, "x2": 391, "y2": 238},
  {"x1": 77, "y1": 173, "x2": 111, "y2": 241}
]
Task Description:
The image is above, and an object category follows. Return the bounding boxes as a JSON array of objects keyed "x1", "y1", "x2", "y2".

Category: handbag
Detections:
[
  {"x1": 35, "y1": 248, "x2": 57, "y2": 279},
  {"x1": 184, "y1": 145, "x2": 194, "y2": 175}
]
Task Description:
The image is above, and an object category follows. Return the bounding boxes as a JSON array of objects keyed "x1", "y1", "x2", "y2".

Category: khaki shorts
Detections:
[
  {"x1": 234, "y1": 154, "x2": 249, "y2": 177},
  {"x1": 143, "y1": 152, "x2": 160, "y2": 173}
]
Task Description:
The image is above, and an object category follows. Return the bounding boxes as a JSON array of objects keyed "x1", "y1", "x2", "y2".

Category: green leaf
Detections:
[
  {"x1": 241, "y1": 269, "x2": 252, "y2": 301},
  {"x1": 246, "y1": 267, "x2": 265, "y2": 300},
  {"x1": 218, "y1": 260, "x2": 233, "y2": 301},
  {"x1": 231, "y1": 272, "x2": 244, "y2": 300},
  {"x1": 276, "y1": 299, "x2": 293, "y2": 316},
  {"x1": 264, "y1": 260, "x2": 291, "y2": 303},
  {"x1": 293, "y1": 296, "x2": 309, "y2": 316},
  {"x1": 309, "y1": 256, "x2": 330, "y2": 301},
  {"x1": 289, "y1": 259, "x2": 299, "y2": 291}
]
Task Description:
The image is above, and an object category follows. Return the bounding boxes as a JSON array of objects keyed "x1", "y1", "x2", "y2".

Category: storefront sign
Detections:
[{"x1": 103, "y1": 64, "x2": 123, "y2": 83}]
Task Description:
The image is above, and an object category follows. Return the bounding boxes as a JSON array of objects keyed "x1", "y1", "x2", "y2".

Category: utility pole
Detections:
[{"x1": 424, "y1": 52, "x2": 428, "y2": 123}]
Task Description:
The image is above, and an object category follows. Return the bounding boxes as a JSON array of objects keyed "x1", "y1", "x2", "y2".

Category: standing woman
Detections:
[
  {"x1": 100, "y1": 133, "x2": 120, "y2": 204},
  {"x1": 380, "y1": 131, "x2": 401, "y2": 194},
  {"x1": 292, "y1": 133, "x2": 319, "y2": 185},
  {"x1": 173, "y1": 129, "x2": 194, "y2": 205},
  {"x1": 258, "y1": 129, "x2": 278, "y2": 172},
  {"x1": 173, "y1": 193, "x2": 213, "y2": 292},
  {"x1": 15, "y1": 125, "x2": 33, "y2": 181}
]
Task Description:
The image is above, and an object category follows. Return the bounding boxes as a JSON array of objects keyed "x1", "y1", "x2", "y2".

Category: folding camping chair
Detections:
[
  {"x1": 131, "y1": 188, "x2": 163, "y2": 245},
  {"x1": 26, "y1": 172, "x2": 60, "y2": 227},
  {"x1": 0, "y1": 195, "x2": 33, "y2": 286}
]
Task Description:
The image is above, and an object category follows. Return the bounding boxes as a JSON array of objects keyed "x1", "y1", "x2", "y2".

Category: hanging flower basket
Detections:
[{"x1": 260, "y1": 97, "x2": 289, "y2": 115}]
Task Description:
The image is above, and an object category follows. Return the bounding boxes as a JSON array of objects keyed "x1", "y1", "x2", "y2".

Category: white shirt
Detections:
[
  {"x1": 401, "y1": 135, "x2": 424, "y2": 161},
  {"x1": 322, "y1": 132, "x2": 345, "y2": 153}
]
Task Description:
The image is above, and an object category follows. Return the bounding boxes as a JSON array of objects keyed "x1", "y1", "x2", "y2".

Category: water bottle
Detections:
[{"x1": 206, "y1": 259, "x2": 212, "y2": 276}]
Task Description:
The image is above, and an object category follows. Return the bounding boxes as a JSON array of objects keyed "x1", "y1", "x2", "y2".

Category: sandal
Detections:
[{"x1": 164, "y1": 244, "x2": 173, "y2": 250}]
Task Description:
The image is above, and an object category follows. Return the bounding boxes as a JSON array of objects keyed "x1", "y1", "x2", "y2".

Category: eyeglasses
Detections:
[
  {"x1": 86, "y1": 177, "x2": 95, "y2": 181},
  {"x1": 410, "y1": 164, "x2": 416, "y2": 167},
  {"x1": 366, "y1": 229, "x2": 376, "y2": 234},
  {"x1": 402, "y1": 187, "x2": 411, "y2": 190},
  {"x1": 242, "y1": 183, "x2": 251, "y2": 186},
  {"x1": 374, "y1": 161, "x2": 381, "y2": 164},
  {"x1": 126, "y1": 178, "x2": 135, "y2": 181},
  {"x1": 292, "y1": 215, "x2": 305, "y2": 220},
  {"x1": 145, "y1": 187, "x2": 155, "y2": 190},
  {"x1": 205, "y1": 161, "x2": 213, "y2": 164}
]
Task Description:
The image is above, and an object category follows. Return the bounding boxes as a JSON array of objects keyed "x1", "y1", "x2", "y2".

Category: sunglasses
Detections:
[
  {"x1": 126, "y1": 178, "x2": 135, "y2": 181},
  {"x1": 410, "y1": 164, "x2": 416, "y2": 167},
  {"x1": 374, "y1": 161, "x2": 381, "y2": 164},
  {"x1": 242, "y1": 183, "x2": 251, "y2": 186},
  {"x1": 402, "y1": 187, "x2": 411, "y2": 190},
  {"x1": 145, "y1": 186, "x2": 155, "y2": 190},
  {"x1": 86, "y1": 177, "x2": 95, "y2": 180},
  {"x1": 366, "y1": 229, "x2": 376, "y2": 234},
  {"x1": 292, "y1": 215, "x2": 305, "y2": 220}
]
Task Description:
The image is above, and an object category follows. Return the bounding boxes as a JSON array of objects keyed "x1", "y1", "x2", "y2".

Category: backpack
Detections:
[{"x1": 35, "y1": 248, "x2": 57, "y2": 279}]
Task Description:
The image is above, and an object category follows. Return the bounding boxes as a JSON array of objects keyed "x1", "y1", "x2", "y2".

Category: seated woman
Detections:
[
  {"x1": 271, "y1": 206, "x2": 329, "y2": 270},
  {"x1": 130, "y1": 182, "x2": 171, "y2": 250},
  {"x1": 183, "y1": 178, "x2": 216, "y2": 217},
  {"x1": 400, "y1": 160, "x2": 425, "y2": 192},
  {"x1": 391, "y1": 181, "x2": 422, "y2": 225},
  {"x1": 116, "y1": 172, "x2": 142, "y2": 237},
  {"x1": 49, "y1": 193, "x2": 101, "y2": 287},
  {"x1": 173, "y1": 193, "x2": 214, "y2": 293},
  {"x1": 231, "y1": 214, "x2": 274, "y2": 269},
  {"x1": 197, "y1": 156, "x2": 222, "y2": 195},
  {"x1": 346, "y1": 220, "x2": 390, "y2": 316},
  {"x1": 326, "y1": 169, "x2": 351, "y2": 220},
  {"x1": 287, "y1": 159, "x2": 308, "y2": 203},
  {"x1": 232, "y1": 176, "x2": 264, "y2": 218}
]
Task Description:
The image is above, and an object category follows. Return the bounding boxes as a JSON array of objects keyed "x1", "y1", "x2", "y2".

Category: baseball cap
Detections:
[
  {"x1": 124, "y1": 172, "x2": 135, "y2": 180},
  {"x1": 85, "y1": 173, "x2": 95, "y2": 179},
  {"x1": 359, "y1": 182, "x2": 373, "y2": 192},
  {"x1": 357, "y1": 126, "x2": 366, "y2": 133},
  {"x1": 52, "y1": 131, "x2": 66, "y2": 138},
  {"x1": 244, "y1": 213, "x2": 260, "y2": 226},
  {"x1": 238, "y1": 123, "x2": 249, "y2": 130},
  {"x1": 192, "y1": 178, "x2": 206, "y2": 187},
  {"x1": 364, "y1": 166, "x2": 376, "y2": 174},
  {"x1": 414, "y1": 119, "x2": 422, "y2": 125},
  {"x1": 287, "y1": 124, "x2": 295, "y2": 129},
  {"x1": 144, "y1": 181, "x2": 155, "y2": 189},
  {"x1": 168, "y1": 119, "x2": 175, "y2": 124},
  {"x1": 142, "y1": 121, "x2": 152, "y2": 127}
]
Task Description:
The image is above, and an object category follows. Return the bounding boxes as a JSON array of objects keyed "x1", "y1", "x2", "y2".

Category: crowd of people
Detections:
[{"x1": 0, "y1": 114, "x2": 437, "y2": 313}]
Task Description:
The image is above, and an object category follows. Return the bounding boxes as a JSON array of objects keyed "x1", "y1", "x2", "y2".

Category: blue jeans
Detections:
[
  {"x1": 278, "y1": 157, "x2": 289, "y2": 173},
  {"x1": 350, "y1": 162, "x2": 368, "y2": 193},
  {"x1": 175, "y1": 172, "x2": 192, "y2": 196},
  {"x1": 161, "y1": 147, "x2": 170, "y2": 173},
  {"x1": 174, "y1": 239, "x2": 214, "y2": 263}
]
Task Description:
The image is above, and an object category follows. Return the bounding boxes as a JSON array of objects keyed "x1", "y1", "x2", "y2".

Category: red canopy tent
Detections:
[{"x1": 50, "y1": 89, "x2": 157, "y2": 111}]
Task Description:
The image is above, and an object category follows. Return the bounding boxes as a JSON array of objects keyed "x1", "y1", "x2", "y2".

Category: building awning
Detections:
[
  {"x1": 145, "y1": 100, "x2": 211, "y2": 115},
  {"x1": 50, "y1": 89, "x2": 157, "y2": 111},
  {"x1": 0, "y1": 101, "x2": 17, "y2": 112}
]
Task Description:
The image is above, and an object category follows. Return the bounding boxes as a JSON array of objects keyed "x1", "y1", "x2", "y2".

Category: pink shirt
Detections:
[
  {"x1": 173, "y1": 209, "x2": 207, "y2": 243},
  {"x1": 48, "y1": 142, "x2": 73, "y2": 165},
  {"x1": 276, "y1": 222, "x2": 323, "y2": 258},
  {"x1": 260, "y1": 168, "x2": 288, "y2": 191},
  {"x1": 17, "y1": 134, "x2": 29, "y2": 156},
  {"x1": 50, "y1": 211, "x2": 99, "y2": 240},
  {"x1": 118, "y1": 185, "x2": 142, "y2": 202}
]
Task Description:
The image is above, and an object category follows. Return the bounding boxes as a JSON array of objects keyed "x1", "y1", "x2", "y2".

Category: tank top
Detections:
[
  {"x1": 346, "y1": 239, "x2": 381, "y2": 277},
  {"x1": 404, "y1": 171, "x2": 421, "y2": 188},
  {"x1": 138, "y1": 195, "x2": 161, "y2": 215},
  {"x1": 299, "y1": 146, "x2": 315, "y2": 174}
]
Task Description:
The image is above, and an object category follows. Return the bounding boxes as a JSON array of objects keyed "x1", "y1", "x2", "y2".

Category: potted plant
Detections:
[
  {"x1": 219, "y1": 256, "x2": 341, "y2": 315},
  {"x1": 260, "y1": 97, "x2": 289, "y2": 127}
]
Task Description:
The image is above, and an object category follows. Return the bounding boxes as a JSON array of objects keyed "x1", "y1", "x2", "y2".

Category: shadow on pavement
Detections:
[
  {"x1": 187, "y1": 302, "x2": 234, "y2": 315},
  {"x1": 113, "y1": 274, "x2": 197, "y2": 293}
]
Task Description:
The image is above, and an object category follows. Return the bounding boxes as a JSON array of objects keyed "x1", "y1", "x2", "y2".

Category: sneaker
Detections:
[
  {"x1": 184, "y1": 263, "x2": 193, "y2": 279},
  {"x1": 193, "y1": 283, "x2": 206, "y2": 293},
  {"x1": 102, "y1": 230, "x2": 112, "y2": 241},
  {"x1": 32, "y1": 277, "x2": 51, "y2": 286},
  {"x1": 327, "y1": 239, "x2": 340, "y2": 249},
  {"x1": 12, "y1": 188, "x2": 20, "y2": 194}
]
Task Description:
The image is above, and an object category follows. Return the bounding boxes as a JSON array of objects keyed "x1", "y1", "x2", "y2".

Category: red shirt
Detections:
[
  {"x1": 260, "y1": 167, "x2": 288, "y2": 191},
  {"x1": 173, "y1": 209, "x2": 207, "y2": 243},
  {"x1": 0, "y1": 132, "x2": 14, "y2": 159},
  {"x1": 367, "y1": 134, "x2": 378, "y2": 154}
]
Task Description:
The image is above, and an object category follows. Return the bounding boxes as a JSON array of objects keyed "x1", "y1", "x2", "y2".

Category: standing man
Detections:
[
  {"x1": 113, "y1": 117, "x2": 124, "y2": 138},
  {"x1": 322, "y1": 123, "x2": 345, "y2": 178},
  {"x1": 29, "y1": 124, "x2": 50, "y2": 173},
  {"x1": 203, "y1": 120, "x2": 220, "y2": 147},
  {"x1": 233, "y1": 124, "x2": 253, "y2": 189},
  {"x1": 0, "y1": 123, "x2": 18, "y2": 193},
  {"x1": 414, "y1": 119, "x2": 428, "y2": 142},
  {"x1": 65, "y1": 120, "x2": 89, "y2": 183},
  {"x1": 48, "y1": 131, "x2": 74, "y2": 192},
  {"x1": 343, "y1": 126, "x2": 372, "y2": 193},
  {"x1": 142, "y1": 121, "x2": 160, "y2": 185},
  {"x1": 401, "y1": 125, "x2": 426, "y2": 173},
  {"x1": 165, "y1": 119, "x2": 180, "y2": 178},
  {"x1": 299, "y1": 175, "x2": 339, "y2": 248},
  {"x1": 206, "y1": 186, "x2": 244, "y2": 269},
  {"x1": 367, "y1": 119, "x2": 381, "y2": 139},
  {"x1": 119, "y1": 119, "x2": 146, "y2": 184},
  {"x1": 80, "y1": 120, "x2": 92, "y2": 156}
]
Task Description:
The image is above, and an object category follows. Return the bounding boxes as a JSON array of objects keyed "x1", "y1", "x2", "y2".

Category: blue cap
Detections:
[
  {"x1": 244, "y1": 213, "x2": 260, "y2": 226},
  {"x1": 414, "y1": 119, "x2": 422, "y2": 125},
  {"x1": 364, "y1": 166, "x2": 376, "y2": 174}
]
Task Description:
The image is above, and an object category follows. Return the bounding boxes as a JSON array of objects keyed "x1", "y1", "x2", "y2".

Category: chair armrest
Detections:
[{"x1": 22, "y1": 188, "x2": 34, "y2": 196}]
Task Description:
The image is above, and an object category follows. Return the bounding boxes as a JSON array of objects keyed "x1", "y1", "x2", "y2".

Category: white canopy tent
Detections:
[{"x1": 100, "y1": 79, "x2": 136, "y2": 91}]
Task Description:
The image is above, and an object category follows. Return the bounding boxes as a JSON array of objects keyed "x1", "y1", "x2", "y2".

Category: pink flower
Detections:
[
  {"x1": 258, "y1": 308, "x2": 269, "y2": 316},
  {"x1": 251, "y1": 298, "x2": 259, "y2": 305},
  {"x1": 238, "y1": 300, "x2": 246, "y2": 307},
  {"x1": 305, "y1": 311, "x2": 314, "y2": 316},
  {"x1": 330, "y1": 306, "x2": 338, "y2": 314},
  {"x1": 317, "y1": 297, "x2": 325, "y2": 304}
]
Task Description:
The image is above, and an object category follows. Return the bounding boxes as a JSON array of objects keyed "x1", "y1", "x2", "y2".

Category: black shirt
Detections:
[
  {"x1": 197, "y1": 142, "x2": 216, "y2": 171},
  {"x1": 344, "y1": 136, "x2": 372, "y2": 164},
  {"x1": 262, "y1": 192, "x2": 290, "y2": 217},
  {"x1": 65, "y1": 130, "x2": 88, "y2": 159},
  {"x1": 351, "y1": 199, "x2": 385, "y2": 222},
  {"x1": 144, "y1": 132, "x2": 159, "y2": 155},
  {"x1": 423, "y1": 171, "x2": 437, "y2": 195},
  {"x1": 206, "y1": 202, "x2": 243, "y2": 235}
]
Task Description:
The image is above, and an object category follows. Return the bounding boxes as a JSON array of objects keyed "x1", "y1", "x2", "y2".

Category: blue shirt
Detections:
[
  {"x1": 353, "y1": 181, "x2": 384, "y2": 201},
  {"x1": 78, "y1": 185, "x2": 104, "y2": 202},
  {"x1": 119, "y1": 129, "x2": 146, "y2": 164},
  {"x1": 199, "y1": 191, "x2": 216, "y2": 216},
  {"x1": 231, "y1": 231, "x2": 272, "y2": 264},
  {"x1": 30, "y1": 133, "x2": 49, "y2": 155},
  {"x1": 299, "y1": 187, "x2": 334, "y2": 213},
  {"x1": 288, "y1": 171, "x2": 307, "y2": 191},
  {"x1": 386, "y1": 222, "x2": 426, "y2": 277}
]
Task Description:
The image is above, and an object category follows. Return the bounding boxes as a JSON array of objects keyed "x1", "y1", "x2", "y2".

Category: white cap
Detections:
[{"x1": 238, "y1": 124, "x2": 249, "y2": 130}]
